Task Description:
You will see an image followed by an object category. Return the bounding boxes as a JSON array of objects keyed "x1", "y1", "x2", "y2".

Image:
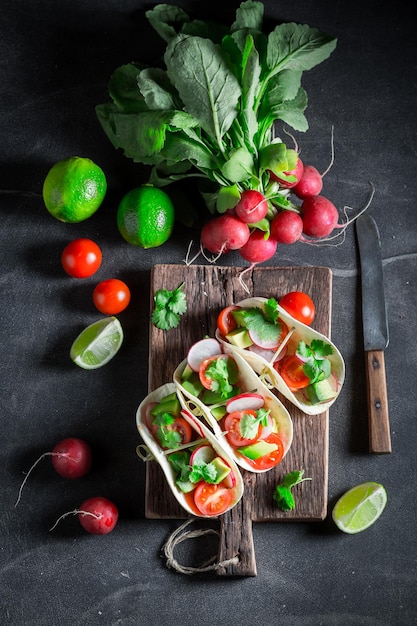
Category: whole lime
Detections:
[
  {"x1": 117, "y1": 185, "x2": 175, "y2": 248},
  {"x1": 42, "y1": 156, "x2": 107, "y2": 223}
]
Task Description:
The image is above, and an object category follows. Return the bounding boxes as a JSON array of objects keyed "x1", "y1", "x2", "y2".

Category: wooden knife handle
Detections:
[{"x1": 365, "y1": 350, "x2": 392, "y2": 454}]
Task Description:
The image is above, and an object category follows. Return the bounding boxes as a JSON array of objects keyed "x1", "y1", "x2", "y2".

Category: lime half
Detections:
[
  {"x1": 332, "y1": 482, "x2": 387, "y2": 534},
  {"x1": 70, "y1": 317, "x2": 123, "y2": 370}
]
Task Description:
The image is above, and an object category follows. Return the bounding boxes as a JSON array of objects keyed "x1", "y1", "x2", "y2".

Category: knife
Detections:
[{"x1": 356, "y1": 214, "x2": 391, "y2": 454}]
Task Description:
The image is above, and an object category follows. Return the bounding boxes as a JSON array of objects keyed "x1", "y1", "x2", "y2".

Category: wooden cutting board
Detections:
[{"x1": 145, "y1": 264, "x2": 332, "y2": 576}]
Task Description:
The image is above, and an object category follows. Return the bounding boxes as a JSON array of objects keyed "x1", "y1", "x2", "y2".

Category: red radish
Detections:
[
  {"x1": 238, "y1": 229, "x2": 277, "y2": 264},
  {"x1": 190, "y1": 444, "x2": 216, "y2": 466},
  {"x1": 201, "y1": 215, "x2": 250, "y2": 254},
  {"x1": 270, "y1": 211, "x2": 303, "y2": 244},
  {"x1": 235, "y1": 190, "x2": 269, "y2": 223},
  {"x1": 293, "y1": 164, "x2": 323, "y2": 198},
  {"x1": 226, "y1": 393, "x2": 264, "y2": 413},
  {"x1": 51, "y1": 438, "x2": 92, "y2": 479},
  {"x1": 222, "y1": 465, "x2": 237, "y2": 489},
  {"x1": 187, "y1": 338, "x2": 222, "y2": 372},
  {"x1": 301, "y1": 195, "x2": 340, "y2": 238},
  {"x1": 15, "y1": 437, "x2": 92, "y2": 507},
  {"x1": 50, "y1": 496, "x2": 119, "y2": 535},
  {"x1": 270, "y1": 156, "x2": 304, "y2": 188},
  {"x1": 248, "y1": 327, "x2": 281, "y2": 350}
]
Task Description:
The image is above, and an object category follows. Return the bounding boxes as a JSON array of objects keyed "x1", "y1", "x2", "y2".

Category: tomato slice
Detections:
[
  {"x1": 279, "y1": 291, "x2": 315, "y2": 325},
  {"x1": 199, "y1": 355, "x2": 238, "y2": 391},
  {"x1": 217, "y1": 305, "x2": 240, "y2": 336},
  {"x1": 147, "y1": 413, "x2": 193, "y2": 449},
  {"x1": 223, "y1": 410, "x2": 261, "y2": 447},
  {"x1": 193, "y1": 482, "x2": 232, "y2": 516},
  {"x1": 168, "y1": 417, "x2": 193, "y2": 445},
  {"x1": 239, "y1": 432, "x2": 284, "y2": 470},
  {"x1": 275, "y1": 355, "x2": 310, "y2": 391}
]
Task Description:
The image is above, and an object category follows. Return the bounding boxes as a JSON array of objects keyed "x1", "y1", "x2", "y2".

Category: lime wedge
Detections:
[
  {"x1": 332, "y1": 482, "x2": 387, "y2": 534},
  {"x1": 70, "y1": 317, "x2": 123, "y2": 369}
]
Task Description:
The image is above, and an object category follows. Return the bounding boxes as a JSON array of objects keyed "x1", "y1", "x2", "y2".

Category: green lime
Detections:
[
  {"x1": 42, "y1": 156, "x2": 107, "y2": 223},
  {"x1": 70, "y1": 317, "x2": 123, "y2": 370},
  {"x1": 332, "y1": 482, "x2": 387, "y2": 534},
  {"x1": 117, "y1": 185, "x2": 175, "y2": 248}
]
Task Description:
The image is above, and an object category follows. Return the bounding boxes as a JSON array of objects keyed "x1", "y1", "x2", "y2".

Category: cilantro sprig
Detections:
[
  {"x1": 273, "y1": 470, "x2": 312, "y2": 511},
  {"x1": 151, "y1": 282, "x2": 187, "y2": 330},
  {"x1": 297, "y1": 339, "x2": 334, "y2": 383},
  {"x1": 234, "y1": 298, "x2": 286, "y2": 344},
  {"x1": 240, "y1": 408, "x2": 270, "y2": 439},
  {"x1": 152, "y1": 412, "x2": 183, "y2": 449},
  {"x1": 168, "y1": 451, "x2": 220, "y2": 485},
  {"x1": 204, "y1": 357, "x2": 238, "y2": 398}
]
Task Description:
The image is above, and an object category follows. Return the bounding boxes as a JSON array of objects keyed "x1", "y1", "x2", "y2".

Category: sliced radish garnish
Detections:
[
  {"x1": 187, "y1": 338, "x2": 222, "y2": 372},
  {"x1": 259, "y1": 414, "x2": 276, "y2": 440},
  {"x1": 223, "y1": 468, "x2": 237, "y2": 489},
  {"x1": 248, "y1": 328, "x2": 281, "y2": 350},
  {"x1": 190, "y1": 444, "x2": 216, "y2": 466},
  {"x1": 226, "y1": 392, "x2": 264, "y2": 413}
]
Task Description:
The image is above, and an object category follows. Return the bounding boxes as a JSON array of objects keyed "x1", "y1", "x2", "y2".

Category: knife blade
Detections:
[{"x1": 356, "y1": 213, "x2": 391, "y2": 453}]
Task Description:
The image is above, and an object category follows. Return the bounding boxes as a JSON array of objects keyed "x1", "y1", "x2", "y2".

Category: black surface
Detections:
[{"x1": 1, "y1": 1, "x2": 416, "y2": 624}]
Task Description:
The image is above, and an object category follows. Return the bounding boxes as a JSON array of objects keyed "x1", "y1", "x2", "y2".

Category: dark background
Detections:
[{"x1": 1, "y1": 1, "x2": 416, "y2": 624}]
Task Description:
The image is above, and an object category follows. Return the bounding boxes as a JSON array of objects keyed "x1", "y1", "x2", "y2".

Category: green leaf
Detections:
[
  {"x1": 273, "y1": 485, "x2": 295, "y2": 511},
  {"x1": 146, "y1": 4, "x2": 190, "y2": 43},
  {"x1": 297, "y1": 339, "x2": 334, "y2": 383},
  {"x1": 259, "y1": 142, "x2": 288, "y2": 174},
  {"x1": 282, "y1": 469, "x2": 306, "y2": 488},
  {"x1": 137, "y1": 68, "x2": 180, "y2": 111},
  {"x1": 266, "y1": 23, "x2": 337, "y2": 73},
  {"x1": 231, "y1": 0, "x2": 264, "y2": 32},
  {"x1": 221, "y1": 147, "x2": 254, "y2": 182},
  {"x1": 216, "y1": 184, "x2": 240, "y2": 214},
  {"x1": 152, "y1": 283, "x2": 187, "y2": 331},
  {"x1": 164, "y1": 35, "x2": 241, "y2": 147},
  {"x1": 236, "y1": 307, "x2": 283, "y2": 344},
  {"x1": 264, "y1": 298, "x2": 279, "y2": 324},
  {"x1": 107, "y1": 63, "x2": 147, "y2": 112}
]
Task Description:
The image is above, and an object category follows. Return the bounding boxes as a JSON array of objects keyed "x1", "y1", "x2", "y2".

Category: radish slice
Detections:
[
  {"x1": 248, "y1": 328, "x2": 281, "y2": 350},
  {"x1": 226, "y1": 393, "x2": 264, "y2": 413},
  {"x1": 190, "y1": 444, "x2": 216, "y2": 466},
  {"x1": 223, "y1": 467, "x2": 237, "y2": 489},
  {"x1": 259, "y1": 414, "x2": 275, "y2": 440},
  {"x1": 187, "y1": 338, "x2": 222, "y2": 371},
  {"x1": 248, "y1": 344, "x2": 288, "y2": 363}
]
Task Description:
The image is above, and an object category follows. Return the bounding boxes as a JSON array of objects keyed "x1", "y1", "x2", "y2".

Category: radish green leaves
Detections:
[{"x1": 96, "y1": 1, "x2": 337, "y2": 206}]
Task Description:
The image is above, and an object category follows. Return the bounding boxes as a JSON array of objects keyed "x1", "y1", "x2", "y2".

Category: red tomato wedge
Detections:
[
  {"x1": 217, "y1": 305, "x2": 240, "y2": 336},
  {"x1": 275, "y1": 355, "x2": 311, "y2": 391},
  {"x1": 193, "y1": 482, "x2": 232, "y2": 516},
  {"x1": 240, "y1": 432, "x2": 285, "y2": 470},
  {"x1": 223, "y1": 410, "x2": 261, "y2": 447}
]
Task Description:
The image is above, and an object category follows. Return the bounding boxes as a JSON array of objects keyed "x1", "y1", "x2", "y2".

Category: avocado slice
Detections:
[
  {"x1": 181, "y1": 375, "x2": 203, "y2": 398},
  {"x1": 181, "y1": 363, "x2": 194, "y2": 381},
  {"x1": 226, "y1": 327, "x2": 253, "y2": 349},
  {"x1": 307, "y1": 377, "x2": 338, "y2": 404},
  {"x1": 211, "y1": 457, "x2": 231, "y2": 483},
  {"x1": 210, "y1": 405, "x2": 227, "y2": 421},
  {"x1": 150, "y1": 395, "x2": 181, "y2": 417},
  {"x1": 238, "y1": 439, "x2": 278, "y2": 460}
]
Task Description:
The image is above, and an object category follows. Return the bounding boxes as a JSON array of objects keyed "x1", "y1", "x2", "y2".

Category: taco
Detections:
[
  {"x1": 136, "y1": 382, "x2": 244, "y2": 517},
  {"x1": 173, "y1": 338, "x2": 293, "y2": 473}
]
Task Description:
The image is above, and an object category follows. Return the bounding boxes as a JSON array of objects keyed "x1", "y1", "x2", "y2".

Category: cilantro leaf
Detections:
[
  {"x1": 273, "y1": 469, "x2": 311, "y2": 511},
  {"x1": 204, "y1": 357, "x2": 237, "y2": 398},
  {"x1": 189, "y1": 462, "x2": 218, "y2": 484},
  {"x1": 297, "y1": 339, "x2": 334, "y2": 384},
  {"x1": 237, "y1": 306, "x2": 284, "y2": 344},
  {"x1": 152, "y1": 412, "x2": 182, "y2": 449},
  {"x1": 264, "y1": 298, "x2": 280, "y2": 324},
  {"x1": 240, "y1": 408, "x2": 270, "y2": 439},
  {"x1": 168, "y1": 451, "x2": 192, "y2": 482},
  {"x1": 152, "y1": 282, "x2": 187, "y2": 330}
]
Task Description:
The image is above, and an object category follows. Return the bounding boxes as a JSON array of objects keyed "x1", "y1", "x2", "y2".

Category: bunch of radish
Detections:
[{"x1": 199, "y1": 149, "x2": 372, "y2": 268}]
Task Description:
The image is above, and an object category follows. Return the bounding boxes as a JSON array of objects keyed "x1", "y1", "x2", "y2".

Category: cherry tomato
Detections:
[
  {"x1": 166, "y1": 417, "x2": 193, "y2": 446},
  {"x1": 223, "y1": 410, "x2": 261, "y2": 447},
  {"x1": 240, "y1": 432, "x2": 284, "y2": 470},
  {"x1": 199, "y1": 355, "x2": 237, "y2": 390},
  {"x1": 217, "y1": 305, "x2": 240, "y2": 336},
  {"x1": 275, "y1": 354, "x2": 310, "y2": 391},
  {"x1": 93, "y1": 278, "x2": 131, "y2": 314},
  {"x1": 193, "y1": 481, "x2": 232, "y2": 516},
  {"x1": 61, "y1": 238, "x2": 102, "y2": 278},
  {"x1": 279, "y1": 291, "x2": 315, "y2": 325}
]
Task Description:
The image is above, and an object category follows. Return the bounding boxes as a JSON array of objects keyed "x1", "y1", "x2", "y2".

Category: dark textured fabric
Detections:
[{"x1": 1, "y1": 2, "x2": 416, "y2": 624}]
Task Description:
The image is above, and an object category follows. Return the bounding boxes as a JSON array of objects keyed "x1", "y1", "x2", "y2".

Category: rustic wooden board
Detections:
[{"x1": 145, "y1": 264, "x2": 332, "y2": 576}]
